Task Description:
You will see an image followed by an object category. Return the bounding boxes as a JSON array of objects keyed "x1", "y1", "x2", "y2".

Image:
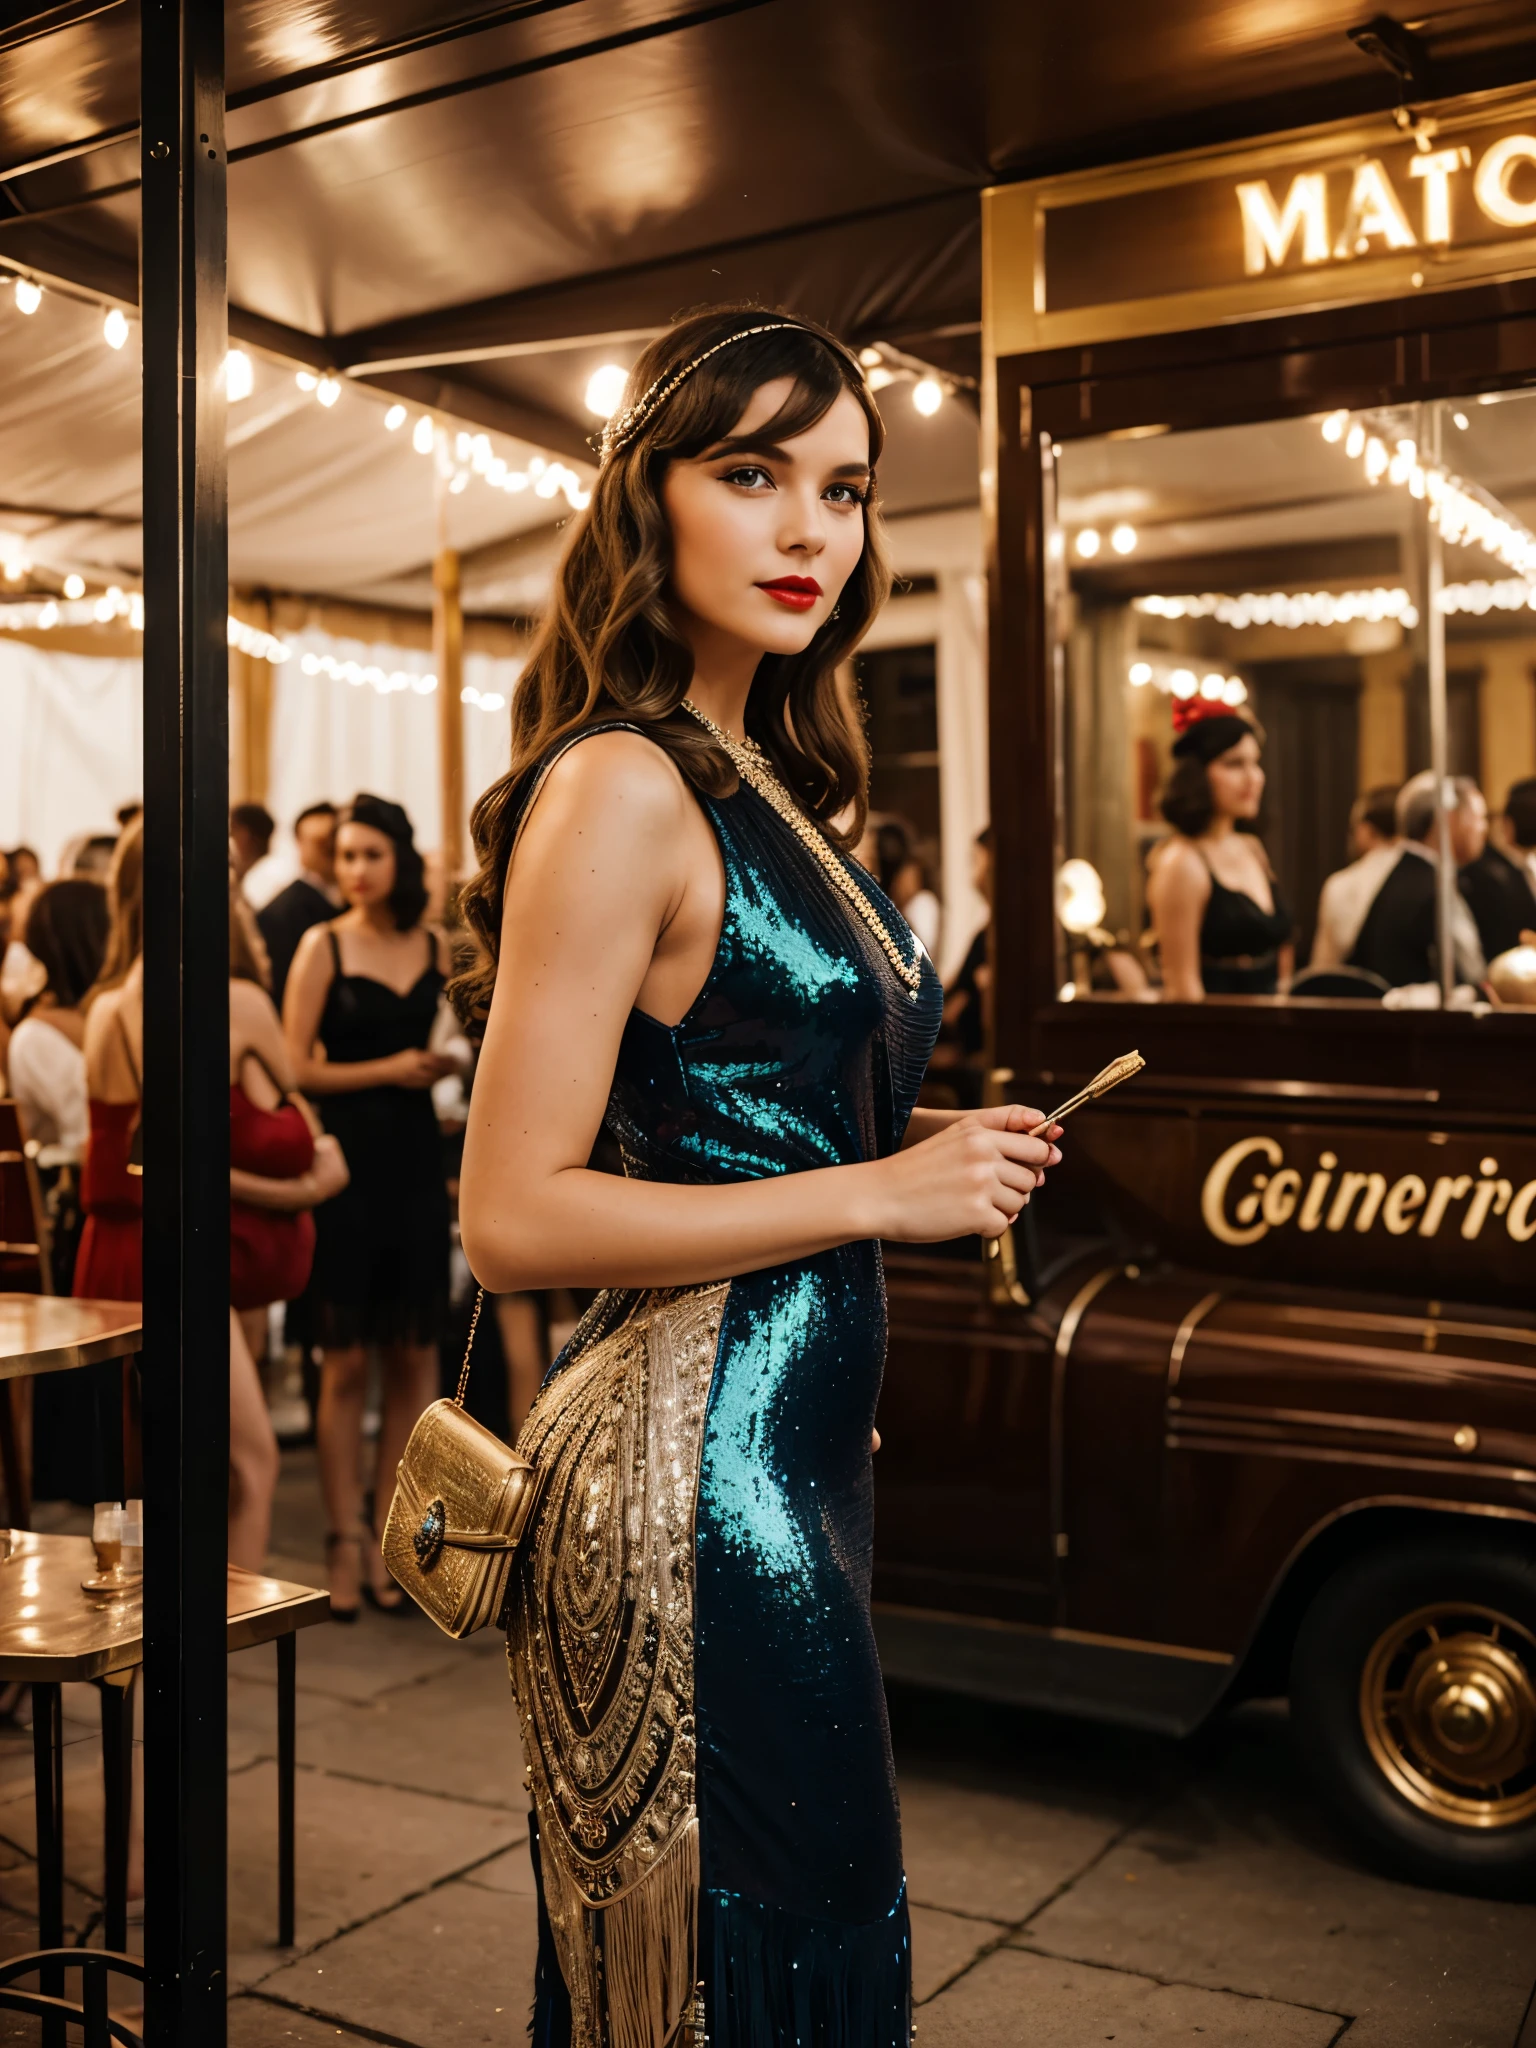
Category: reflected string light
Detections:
[
  {"x1": 1322, "y1": 408, "x2": 1536, "y2": 578},
  {"x1": 1439, "y1": 577, "x2": 1536, "y2": 613},
  {"x1": 1135, "y1": 586, "x2": 1419, "y2": 630},
  {"x1": 1127, "y1": 654, "x2": 1247, "y2": 706}
]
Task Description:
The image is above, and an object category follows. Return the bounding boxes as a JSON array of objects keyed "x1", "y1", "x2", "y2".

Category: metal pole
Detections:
[
  {"x1": 140, "y1": 2, "x2": 230, "y2": 2040},
  {"x1": 434, "y1": 546, "x2": 465, "y2": 884},
  {"x1": 1422, "y1": 401, "x2": 1456, "y2": 1008}
]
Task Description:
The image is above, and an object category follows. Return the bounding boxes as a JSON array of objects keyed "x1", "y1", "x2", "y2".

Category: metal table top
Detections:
[
  {"x1": 0, "y1": 1296, "x2": 142, "y2": 1383},
  {"x1": 0, "y1": 1533, "x2": 330, "y2": 1682}
]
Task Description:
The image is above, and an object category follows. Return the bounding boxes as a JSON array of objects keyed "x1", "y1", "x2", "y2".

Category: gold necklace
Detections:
[{"x1": 680, "y1": 698, "x2": 923, "y2": 997}]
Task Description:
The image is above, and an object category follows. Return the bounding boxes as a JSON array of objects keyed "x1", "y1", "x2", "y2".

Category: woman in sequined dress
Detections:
[{"x1": 456, "y1": 307, "x2": 1061, "y2": 2048}]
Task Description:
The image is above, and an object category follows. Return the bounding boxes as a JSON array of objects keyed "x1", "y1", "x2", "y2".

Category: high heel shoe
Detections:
[
  {"x1": 359, "y1": 1521, "x2": 407, "y2": 1615},
  {"x1": 325, "y1": 1531, "x2": 362, "y2": 1623}
]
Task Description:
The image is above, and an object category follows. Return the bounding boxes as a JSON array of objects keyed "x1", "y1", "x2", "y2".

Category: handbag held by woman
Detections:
[{"x1": 382, "y1": 1290, "x2": 540, "y2": 1637}]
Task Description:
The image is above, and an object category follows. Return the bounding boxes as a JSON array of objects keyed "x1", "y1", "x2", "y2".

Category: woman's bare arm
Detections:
[
  {"x1": 1147, "y1": 841, "x2": 1210, "y2": 1003},
  {"x1": 458, "y1": 733, "x2": 1057, "y2": 1294}
]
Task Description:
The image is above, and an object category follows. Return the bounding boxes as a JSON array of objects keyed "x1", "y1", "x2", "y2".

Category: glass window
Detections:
[{"x1": 1050, "y1": 397, "x2": 1536, "y2": 1011}]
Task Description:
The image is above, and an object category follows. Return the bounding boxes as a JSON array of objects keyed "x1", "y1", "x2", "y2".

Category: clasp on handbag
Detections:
[{"x1": 414, "y1": 1499, "x2": 447, "y2": 1568}]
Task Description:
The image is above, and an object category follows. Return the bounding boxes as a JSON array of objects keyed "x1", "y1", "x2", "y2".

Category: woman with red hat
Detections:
[{"x1": 1146, "y1": 698, "x2": 1293, "y2": 1000}]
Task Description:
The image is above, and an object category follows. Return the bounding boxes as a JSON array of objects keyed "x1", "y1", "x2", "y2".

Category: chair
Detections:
[
  {"x1": 1288, "y1": 964, "x2": 1390, "y2": 1001},
  {"x1": 0, "y1": 1100, "x2": 51, "y2": 1525}
]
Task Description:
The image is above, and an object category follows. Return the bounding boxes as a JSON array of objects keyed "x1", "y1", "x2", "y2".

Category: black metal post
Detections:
[
  {"x1": 99, "y1": 1672, "x2": 136, "y2": 1954},
  {"x1": 276, "y1": 1634, "x2": 296, "y2": 1946},
  {"x1": 30, "y1": 1681, "x2": 63, "y2": 2048},
  {"x1": 139, "y1": 2, "x2": 231, "y2": 2042}
]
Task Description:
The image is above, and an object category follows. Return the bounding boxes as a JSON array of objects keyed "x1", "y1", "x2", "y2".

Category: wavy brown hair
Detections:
[
  {"x1": 452, "y1": 303, "x2": 890, "y2": 1024},
  {"x1": 86, "y1": 815, "x2": 143, "y2": 1005}
]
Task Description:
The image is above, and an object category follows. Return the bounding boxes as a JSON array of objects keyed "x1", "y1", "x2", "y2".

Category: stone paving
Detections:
[{"x1": 0, "y1": 1446, "x2": 1530, "y2": 2044}]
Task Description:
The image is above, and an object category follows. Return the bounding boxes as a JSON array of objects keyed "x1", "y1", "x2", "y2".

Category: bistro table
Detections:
[
  {"x1": 0, "y1": 1297, "x2": 142, "y2": 1383},
  {"x1": 0, "y1": 1533, "x2": 328, "y2": 2042},
  {"x1": 0, "y1": 1296, "x2": 143, "y2": 1530}
]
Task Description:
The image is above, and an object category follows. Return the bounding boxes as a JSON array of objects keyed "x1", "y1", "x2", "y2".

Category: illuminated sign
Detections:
[
  {"x1": 985, "y1": 93, "x2": 1536, "y2": 354},
  {"x1": 1235, "y1": 134, "x2": 1536, "y2": 277},
  {"x1": 1201, "y1": 1135, "x2": 1536, "y2": 1249}
]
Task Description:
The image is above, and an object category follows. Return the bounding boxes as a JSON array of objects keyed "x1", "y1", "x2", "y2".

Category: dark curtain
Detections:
[{"x1": 1249, "y1": 660, "x2": 1361, "y2": 968}]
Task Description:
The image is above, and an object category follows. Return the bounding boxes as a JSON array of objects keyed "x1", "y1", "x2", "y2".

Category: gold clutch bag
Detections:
[{"x1": 382, "y1": 1291, "x2": 539, "y2": 1638}]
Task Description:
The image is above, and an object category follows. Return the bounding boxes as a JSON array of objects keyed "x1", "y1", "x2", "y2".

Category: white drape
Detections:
[
  {"x1": 0, "y1": 629, "x2": 521, "y2": 878},
  {"x1": 265, "y1": 629, "x2": 519, "y2": 857},
  {"x1": 0, "y1": 642, "x2": 143, "y2": 870}
]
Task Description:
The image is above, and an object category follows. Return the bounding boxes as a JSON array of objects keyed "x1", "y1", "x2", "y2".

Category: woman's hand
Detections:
[
  {"x1": 307, "y1": 1134, "x2": 350, "y2": 1203},
  {"x1": 384, "y1": 1048, "x2": 457, "y2": 1089},
  {"x1": 873, "y1": 1105, "x2": 1061, "y2": 1243}
]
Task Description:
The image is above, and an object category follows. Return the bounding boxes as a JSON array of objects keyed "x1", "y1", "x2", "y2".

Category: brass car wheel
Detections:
[{"x1": 1359, "y1": 1602, "x2": 1536, "y2": 1829}]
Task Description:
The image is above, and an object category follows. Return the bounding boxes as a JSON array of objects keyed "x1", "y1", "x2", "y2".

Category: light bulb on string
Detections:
[
  {"x1": 585, "y1": 364, "x2": 628, "y2": 419},
  {"x1": 1074, "y1": 528, "x2": 1101, "y2": 559},
  {"x1": 384, "y1": 404, "x2": 407, "y2": 431},
  {"x1": 63, "y1": 574, "x2": 84, "y2": 600},
  {"x1": 295, "y1": 371, "x2": 318, "y2": 392},
  {"x1": 13, "y1": 279, "x2": 40, "y2": 315},
  {"x1": 102, "y1": 308, "x2": 128, "y2": 350},
  {"x1": 1110, "y1": 523, "x2": 1137, "y2": 555},
  {"x1": 224, "y1": 349, "x2": 253, "y2": 401},
  {"x1": 912, "y1": 377, "x2": 943, "y2": 416},
  {"x1": 412, "y1": 415, "x2": 435, "y2": 455},
  {"x1": 315, "y1": 375, "x2": 340, "y2": 407}
]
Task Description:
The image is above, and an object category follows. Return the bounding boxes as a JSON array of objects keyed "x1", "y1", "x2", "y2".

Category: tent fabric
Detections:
[{"x1": 0, "y1": 629, "x2": 522, "y2": 878}]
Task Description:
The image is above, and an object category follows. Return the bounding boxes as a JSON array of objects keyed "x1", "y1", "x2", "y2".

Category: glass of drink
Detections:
[
  {"x1": 120, "y1": 1499, "x2": 144, "y2": 1583},
  {"x1": 92, "y1": 1501, "x2": 123, "y2": 1573},
  {"x1": 82, "y1": 1500, "x2": 136, "y2": 1600}
]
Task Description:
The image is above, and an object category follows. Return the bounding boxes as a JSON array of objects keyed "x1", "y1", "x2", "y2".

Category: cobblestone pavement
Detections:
[{"x1": 0, "y1": 1447, "x2": 1531, "y2": 2044}]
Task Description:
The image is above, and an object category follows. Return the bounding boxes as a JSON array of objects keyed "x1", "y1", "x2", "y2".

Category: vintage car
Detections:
[{"x1": 874, "y1": 1065, "x2": 1536, "y2": 1893}]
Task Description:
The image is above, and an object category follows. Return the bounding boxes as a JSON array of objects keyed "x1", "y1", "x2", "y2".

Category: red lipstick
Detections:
[{"x1": 757, "y1": 576, "x2": 822, "y2": 612}]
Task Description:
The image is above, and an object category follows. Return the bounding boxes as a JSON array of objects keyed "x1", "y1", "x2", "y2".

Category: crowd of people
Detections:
[{"x1": 1141, "y1": 696, "x2": 1536, "y2": 1002}]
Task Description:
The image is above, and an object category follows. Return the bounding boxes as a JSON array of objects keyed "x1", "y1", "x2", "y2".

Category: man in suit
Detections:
[
  {"x1": 1350, "y1": 771, "x2": 1488, "y2": 990},
  {"x1": 256, "y1": 802, "x2": 339, "y2": 1011},
  {"x1": 1460, "y1": 775, "x2": 1536, "y2": 965}
]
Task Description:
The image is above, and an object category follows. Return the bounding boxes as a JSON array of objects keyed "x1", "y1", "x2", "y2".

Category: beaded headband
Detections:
[{"x1": 598, "y1": 322, "x2": 803, "y2": 462}]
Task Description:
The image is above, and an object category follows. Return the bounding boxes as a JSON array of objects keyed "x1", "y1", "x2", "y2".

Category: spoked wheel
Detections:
[
  {"x1": 1359, "y1": 1601, "x2": 1536, "y2": 1830},
  {"x1": 1292, "y1": 1535, "x2": 1536, "y2": 1892}
]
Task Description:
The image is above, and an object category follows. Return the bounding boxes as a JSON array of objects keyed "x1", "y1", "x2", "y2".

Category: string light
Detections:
[
  {"x1": 1075, "y1": 528, "x2": 1101, "y2": 559},
  {"x1": 224, "y1": 348, "x2": 253, "y2": 401},
  {"x1": 63, "y1": 574, "x2": 84, "y2": 600},
  {"x1": 912, "y1": 377, "x2": 944, "y2": 416},
  {"x1": 301, "y1": 651, "x2": 430, "y2": 693},
  {"x1": 1135, "y1": 586, "x2": 1418, "y2": 630},
  {"x1": 461, "y1": 685, "x2": 506, "y2": 711},
  {"x1": 384, "y1": 404, "x2": 407, "y2": 431},
  {"x1": 13, "y1": 279, "x2": 40, "y2": 315},
  {"x1": 295, "y1": 370, "x2": 318, "y2": 392},
  {"x1": 315, "y1": 375, "x2": 341, "y2": 408},
  {"x1": 1110, "y1": 523, "x2": 1138, "y2": 555},
  {"x1": 585, "y1": 364, "x2": 628, "y2": 419},
  {"x1": 412, "y1": 414, "x2": 435, "y2": 454},
  {"x1": 102, "y1": 307, "x2": 128, "y2": 350},
  {"x1": 227, "y1": 616, "x2": 291, "y2": 662}
]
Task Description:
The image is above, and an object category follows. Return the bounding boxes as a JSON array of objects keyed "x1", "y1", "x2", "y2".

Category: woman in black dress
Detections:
[
  {"x1": 284, "y1": 794, "x2": 457, "y2": 1615},
  {"x1": 1147, "y1": 701, "x2": 1293, "y2": 999}
]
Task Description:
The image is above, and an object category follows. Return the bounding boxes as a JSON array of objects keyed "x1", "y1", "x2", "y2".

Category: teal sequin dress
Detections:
[{"x1": 503, "y1": 724, "x2": 942, "y2": 2048}]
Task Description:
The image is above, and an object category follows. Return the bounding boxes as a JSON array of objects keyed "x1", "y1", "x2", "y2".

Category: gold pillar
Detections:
[
  {"x1": 227, "y1": 593, "x2": 273, "y2": 804},
  {"x1": 434, "y1": 548, "x2": 464, "y2": 881},
  {"x1": 1478, "y1": 642, "x2": 1536, "y2": 814}
]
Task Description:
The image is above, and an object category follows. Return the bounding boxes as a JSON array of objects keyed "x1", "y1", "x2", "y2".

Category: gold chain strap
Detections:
[
  {"x1": 454, "y1": 1286, "x2": 485, "y2": 1409},
  {"x1": 680, "y1": 699, "x2": 923, "y2": 997}
]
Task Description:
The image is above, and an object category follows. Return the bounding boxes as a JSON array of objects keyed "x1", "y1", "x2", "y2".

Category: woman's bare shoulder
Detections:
[
  {"x1": 229, "y1": 975, "x2": 280, "y2": 1033},
  {"x1": 1147, "y1": 835, "x2": 1211, "y2": 898},
  {"x1": 516, "y1": 729, "x2": 694, "y2": 860}
]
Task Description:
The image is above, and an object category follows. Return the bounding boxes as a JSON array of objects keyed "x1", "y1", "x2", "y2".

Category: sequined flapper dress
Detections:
[{"x1": 503, "y1": 725, "x2": 942, "y2": 2048}]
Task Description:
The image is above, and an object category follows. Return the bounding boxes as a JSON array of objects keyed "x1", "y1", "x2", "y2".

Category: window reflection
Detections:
[{"x1": 1052, "y1": 396, "x2": 1536, "y2": 1010}]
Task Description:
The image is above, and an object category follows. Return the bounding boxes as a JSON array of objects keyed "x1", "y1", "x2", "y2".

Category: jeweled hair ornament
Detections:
[{"x1": 598, "y1": 322, "x2": 801, "y2": 462}]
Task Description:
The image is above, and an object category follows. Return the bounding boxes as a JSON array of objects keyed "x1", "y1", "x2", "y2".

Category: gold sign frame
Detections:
[{"x1": 984, "y1": 81, "x2": 1536, "y2": 359}]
